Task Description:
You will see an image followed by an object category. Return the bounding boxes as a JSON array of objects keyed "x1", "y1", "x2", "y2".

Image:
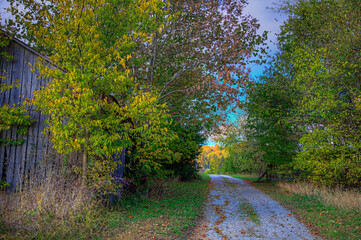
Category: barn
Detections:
[{"x1": 0, "y1": 31, "x2": 54, "y2": 193}]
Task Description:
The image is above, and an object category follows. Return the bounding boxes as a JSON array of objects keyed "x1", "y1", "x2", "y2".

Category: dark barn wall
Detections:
[{"x1": 0, "y1": 37, "x2": 52, "y2": 192}]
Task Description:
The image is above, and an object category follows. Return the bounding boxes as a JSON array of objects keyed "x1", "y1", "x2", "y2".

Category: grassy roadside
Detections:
[
  {"x1": 228, "y1": 174, "x2": 264, "y2": 182},
  {"x1": 229, "y1": 174, "x2": 361, "y2": 240},
  {"x1": 104, "y1": 174, "x2": 211, "y2": 239},
  {"x1": 0, "y1": 174, "x2": 211, "y2": 240}
]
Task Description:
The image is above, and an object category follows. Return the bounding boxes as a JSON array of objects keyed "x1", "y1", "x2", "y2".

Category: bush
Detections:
[
  {"x1": 164, "y1": 123, "x2": 206, "y2": 181},
  {"x1": 295, "y1": 128, "x2": 361, "y2": 188}
]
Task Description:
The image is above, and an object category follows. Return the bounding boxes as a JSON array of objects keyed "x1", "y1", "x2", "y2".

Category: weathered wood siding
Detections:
[{"x1": 0, "y1": 37, "x2": 52, "y2": 192}]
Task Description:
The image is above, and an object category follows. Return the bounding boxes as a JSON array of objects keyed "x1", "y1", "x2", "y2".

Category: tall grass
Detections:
[
  {"x1": 0, "y1": 159, "x2": 103, "y2": 239},
  {"x1": 278, "y1": 181, "x2": 361, "y2": 210}
]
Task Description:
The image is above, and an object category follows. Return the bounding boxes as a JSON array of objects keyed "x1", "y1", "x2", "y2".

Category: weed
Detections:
[
  {"x1": 198, "y1": 172, "x2": 211, "y2": 181},
  {"x1": 238, "y1": 199, "x2": 260, "y2": 224},
  {"x1": 278, "y1": 181, "x2": 361, "y2": 211},
  {"x1": 0, "y1": 165, "x2": 103, "y2": 239},
  {"x1": 0, "y1": 170, "x2": 210, "y2": 239},
  {"x1": 100, "y1": 173, "x2": 210, "y2": 239}
]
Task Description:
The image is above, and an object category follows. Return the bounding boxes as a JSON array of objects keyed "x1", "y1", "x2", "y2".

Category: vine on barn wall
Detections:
[{"x1": 0, "y1": 34, "x2": 32, "y2": 145}]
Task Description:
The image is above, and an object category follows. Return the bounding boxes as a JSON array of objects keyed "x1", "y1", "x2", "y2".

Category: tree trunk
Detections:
[{"x1": 82, "y1": 127, "x2": 89, "y2": 188}]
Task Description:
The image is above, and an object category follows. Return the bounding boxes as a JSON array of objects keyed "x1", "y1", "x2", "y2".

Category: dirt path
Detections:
[{"x1": 189, "y1": 175, "x2": 319, "y2": 240}]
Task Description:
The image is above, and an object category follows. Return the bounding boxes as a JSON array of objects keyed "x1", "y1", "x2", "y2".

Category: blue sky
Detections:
[{"x1": 245, "y1": 0, "x2": 287, "y2": 76}]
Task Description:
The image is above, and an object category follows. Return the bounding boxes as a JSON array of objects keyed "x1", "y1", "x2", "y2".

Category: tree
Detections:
[
  {"x1": 237, "y1": 0, "x2": 361, "y2": 186},
  {"x1": 4, "y1": 0, "x2": 176, "y2": 188},
  {"x1": 246, "y1": 53, "x2": 301, "y2": 168},
  {"x1": 4, "y1": 0, "x2": 267, "y2": 187},
  {"x1": 131, "y1": 0, "x2": 266, "y2": 131},
  {"x1": 121, "y1": 0, "x2": 266, "y2": 181},
  {"x1": 278, "y1": 0, "x2": 361, "y2": 187},
  {"x1": 163, "y1": 122, "x2": 206, "y2": 180},
  {"x1": 198, "y1": 144, "x2": 228, "y2": 174},
  {"x1": 214, "y1": 117, "x2": 266, "y2": 175}
]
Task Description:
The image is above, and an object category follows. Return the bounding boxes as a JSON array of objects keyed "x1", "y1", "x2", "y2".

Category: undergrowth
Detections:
[
  {"x1": 0, "y1": 164, "x2": 104, "y2": 239},
  {"x1": 0, "y1": 172, "x2": 210, "y2": 239},
  {"x1": 278, "y1": 181, "x2": 361, "y2": 211},
  {"x1": 107, "y1": 173, "x2": 210, "y2": 239}
]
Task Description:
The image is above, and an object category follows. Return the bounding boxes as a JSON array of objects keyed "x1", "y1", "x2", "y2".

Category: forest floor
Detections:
[{"x1": 188, "y1": 175, "x2": 319, "y2": 240}]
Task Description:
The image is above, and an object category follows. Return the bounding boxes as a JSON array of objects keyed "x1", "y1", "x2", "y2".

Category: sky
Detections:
[
  {"x1": 0, "y1": 0, "x2": 9, "y2": 19},
  {"x1": 244, "y1": 0, "x2": 287, "y2": 77}
]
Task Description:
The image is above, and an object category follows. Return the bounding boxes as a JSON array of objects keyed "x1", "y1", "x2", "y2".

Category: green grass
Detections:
[
  {"x1": 104, "y1": 176, "x2": 210, "y2": 239},
  {"x1": 258, "y1": 183, "x2": 361, "y2": 240},
  {"x1": 238, "y1": 200, "x2": 260, "y2": 224},
  {"x1": 228, "y1": 174, "x2": 264, "y2": 182},
  {"x1": 231, "y1": 175, "x2": 361, "y2": 240},
  {"x1": 198, "y1": 172, "x2": 211, "y2": 181}
]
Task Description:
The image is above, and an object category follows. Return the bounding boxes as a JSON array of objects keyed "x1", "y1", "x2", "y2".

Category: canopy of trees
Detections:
[{"x1": 1, "y1": 0, "x2": 263, "y2": 191}]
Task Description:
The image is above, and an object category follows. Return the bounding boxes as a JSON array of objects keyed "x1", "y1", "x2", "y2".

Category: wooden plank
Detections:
[
  {"x1": 17, "y1": 46, "x2": 34, "y2": 189},
  {"x1": 0, "y1": 43, "x2": 5, "y2": 181},
  {"x1": 26, "y1": 55, "x2": 40, "y2": 171},
  {"x1": 6, "y1": 41, "x2": 25, "y2": 192},
  {"x1": 0, "y1": 43, "x2": 5, "y2": 105},
  {"x1": 0, "y1": 42, "x2": 14, "y2": 184},
  {"x1": 0, "y1": 36, "x2": 65, "y2": 190},
  {"x1": 3, "y1": 42, "x2": 16, "y2": 192},
  {"x1": 23, "y1": 48, "x2": 36, "y2": 178},
  {"x1": 36, "y1": 61, "x2": 50, "y2": 166},
  {"x1": 29, "y1": 56, "x2": 42, "y2": 171}
]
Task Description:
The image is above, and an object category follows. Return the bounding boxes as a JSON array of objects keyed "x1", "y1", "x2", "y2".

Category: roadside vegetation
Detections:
[
  {"x1": 199, "y1": 2, "x2": 361, "y2": 236},
  {"x1": 1, "y1": 0, "x2": 361, "y2": 238},
  {"x1": 0, "y1": 173, "x2": 210, "y2": 239},
  {"x1": 258, "y1": 181, "x2": 361, "y2": 240},
  {"x1": 228, "y1": 174, "x2": 361, "y2": 240},
  {"x1": 228, "y1": 174, "x2": 263, "y2": 183}
]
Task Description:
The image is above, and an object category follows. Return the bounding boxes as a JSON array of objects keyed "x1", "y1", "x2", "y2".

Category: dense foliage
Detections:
[
  {"x1": 221, "y1": 0, "x2": 361, "y2": 187},
  {"x1": 1, "y1": 0, "x2": 263, "y2": 191}
]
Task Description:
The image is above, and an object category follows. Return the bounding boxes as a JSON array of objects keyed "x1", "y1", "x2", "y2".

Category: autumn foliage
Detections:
[{"x1": 198, "y1": 145, "x2": 228, "y2": 174}]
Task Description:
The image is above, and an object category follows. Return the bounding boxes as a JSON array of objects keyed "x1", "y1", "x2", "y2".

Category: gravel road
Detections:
[{"x1": 189, "y1": 175, "x2": 319, "y2": 240}]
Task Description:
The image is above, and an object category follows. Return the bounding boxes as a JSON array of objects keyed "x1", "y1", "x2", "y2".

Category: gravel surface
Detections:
[{"x1": 189, "y1": 175, "x2": 319, "y2": 240}]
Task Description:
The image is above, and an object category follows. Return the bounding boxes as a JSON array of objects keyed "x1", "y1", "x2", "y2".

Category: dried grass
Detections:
[
  {"x1": 0, "y1": 157, "x2": 102, "y2": 238},
  {"x1": 278, "y1": 181, "x2": 361, "y2": 210}
]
